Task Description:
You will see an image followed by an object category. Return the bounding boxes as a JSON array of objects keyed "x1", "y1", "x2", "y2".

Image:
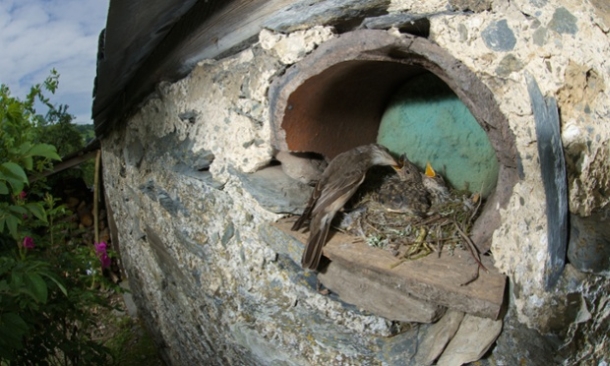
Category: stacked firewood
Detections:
[{"x1": 59, "y1": 177, "x2": 121, "y2": 283}]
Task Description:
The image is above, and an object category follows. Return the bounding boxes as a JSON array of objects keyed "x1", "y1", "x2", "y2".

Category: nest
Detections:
[{"x1": 336, "y1": 168, "x2": 484, "y2": 268}]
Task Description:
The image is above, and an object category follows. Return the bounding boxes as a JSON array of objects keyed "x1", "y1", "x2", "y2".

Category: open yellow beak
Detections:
[{"x1": 425, "y1": 161, "x2": 436, "y2": 178}]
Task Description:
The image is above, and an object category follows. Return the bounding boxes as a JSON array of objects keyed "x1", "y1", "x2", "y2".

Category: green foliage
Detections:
[
  {"x1": 0, "y1": 72, "x2": 117, "y2": 365},
  {"x1": 75, "y1": 124, "x2": 96, "y2": 145},
  {"x1": 1, "y1": 73, "x2": 61, "y2": 240},
  {"x1": 32, "y1": 79, "x2": 97, "y2": 188},
  {"x1": 36, "y1": 104, "x2": 84, "y2": 157},
  {"x1": 104, "y1": 316, "x2": 164, "y2": 366}
]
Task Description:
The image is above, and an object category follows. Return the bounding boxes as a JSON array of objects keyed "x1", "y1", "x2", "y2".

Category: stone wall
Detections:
[{"x1": 101, "y1": 0, "x2": 610, "y2": 364}]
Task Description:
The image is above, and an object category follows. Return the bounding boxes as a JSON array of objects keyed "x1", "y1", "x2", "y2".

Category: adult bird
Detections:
[{"x1": 291, "y1": 143, "x2": 402, "y2": 270}]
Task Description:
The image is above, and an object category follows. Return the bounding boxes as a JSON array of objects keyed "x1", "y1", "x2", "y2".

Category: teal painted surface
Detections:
[{"x1": 377, "y1": 73, "x2": 498, "y2": 197}]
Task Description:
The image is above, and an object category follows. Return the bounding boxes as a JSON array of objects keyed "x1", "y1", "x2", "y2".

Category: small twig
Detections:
[
  {"x1": 460, "y1": 265, "x2": 480, "y2": 286},
  {"x1": 365, "y1": 221, "x2": 381, "y2": 233},
  {"x1": 389, "y1": 258, "x2": 407, "y2": 269},
  {"x1": 453, "y1": 219, "x2": 488, "y2": 272},
  {"x1": 429, "y1": 236, "x2": 460, "y2": 243},
  {"x1": 419, "y1": 214, "x2": 446, "y2": 226}
]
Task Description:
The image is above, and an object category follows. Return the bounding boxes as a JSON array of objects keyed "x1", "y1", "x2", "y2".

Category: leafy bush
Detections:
[{"x1": 0, "y1": 72, "x2": 117, "y2": 365}]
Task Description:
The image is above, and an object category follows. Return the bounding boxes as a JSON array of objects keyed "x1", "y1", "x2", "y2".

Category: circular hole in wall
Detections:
[{"x1": 269, "y1": 30, "x2": 519, "y2": 253}]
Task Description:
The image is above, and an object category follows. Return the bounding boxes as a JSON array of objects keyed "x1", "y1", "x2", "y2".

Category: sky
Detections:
[{"x1": 0, "y1": 0, "x2": 109, "y2": 125}]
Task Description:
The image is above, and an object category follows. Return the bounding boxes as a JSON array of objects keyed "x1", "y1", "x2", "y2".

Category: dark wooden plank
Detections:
[
  {"x1": 318, "y1": 259, "x2": 446, "y2": 323},
  {"x1": 29, "y1": 150, "x2": 98, "y2": 182},
  {"x1": 274, "y1": 219, "x2": 506, "y2": 319}
]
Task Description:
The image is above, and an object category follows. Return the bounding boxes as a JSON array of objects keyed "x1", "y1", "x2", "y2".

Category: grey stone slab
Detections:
[
  {"x1": 436, "y1": 314, "x2": 502, "y2": 366},
  {"x1": 568, "y1": 209, "x2": 610, "y2": 274},
  {"x1": 360, "y1": 13, "x2": 432, "y2": 37},
  {"x1": 376, "y1": 325, "x2": 429, "y2": 365},
  {"x1": 233, "y1": 165, "x2": 312, "y2": 214},
  {"x1": 490, "y1": 312, "x2": 562, "y2": 365},
  {"x1": 259, "y1": 223, "x2": 305, "y2": 265},
  {"x1": 275, "y1": 151, "x2": 326, "y2": 185},
  {"x1": 414, "y1": 310, "x2": 465, "y2": 365},
  {"x1": 264, "y1": 0, "x2": 390, "y2": 33},
  {"x1": 525, "y1": 72, "x2": 569, "y2": 290}
]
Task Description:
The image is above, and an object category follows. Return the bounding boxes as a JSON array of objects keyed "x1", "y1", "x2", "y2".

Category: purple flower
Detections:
[
  {"x1": 99, "y1": 253, "x2": 111, "y2": 269},
  {"x1": 94, "y1": 242, "x2": 107, "y2": 254},
  {"x1": 94, "y1": 242, "x2": 111, "y2": 268},
  {"x1": 22, "y1": 236, "x2": 35, "y2": 249},
  {"x1": 18, "y1": 191, "x2": 27, "y2": 200}
]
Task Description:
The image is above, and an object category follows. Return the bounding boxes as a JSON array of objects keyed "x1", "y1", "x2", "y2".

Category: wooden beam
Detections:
[
  {"x1": 28, "y1": 150, "x2": 99, "y2": 183},
  {"x1": 274, "y1": 219, "x2": 506, "y2": 319}
]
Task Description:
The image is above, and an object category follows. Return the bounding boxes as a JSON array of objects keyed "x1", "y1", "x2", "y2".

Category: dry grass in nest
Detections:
[{"x1": 336, "y1": 182, "x2": 484, "y2": 268}]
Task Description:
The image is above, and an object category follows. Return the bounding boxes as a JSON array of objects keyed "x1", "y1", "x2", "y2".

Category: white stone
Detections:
[
  {"x1": 258, "y1": 26, "x2": 335, "y2": 65},
  {"x1": 389, "y1": 0, "x2": 448, "y2": 12}
]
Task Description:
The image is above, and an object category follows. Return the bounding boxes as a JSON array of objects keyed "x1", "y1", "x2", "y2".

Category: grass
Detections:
[
  {"x1": 88, "y1": 289, "x2": 165, "y2": 366},
  {"x1": 104, "y1": 315, "x2": 163, "y2": 366}
]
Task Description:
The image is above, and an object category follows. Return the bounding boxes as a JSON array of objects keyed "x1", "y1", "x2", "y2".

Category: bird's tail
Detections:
[
  {"x1": 291, "y1": 207, "x2": 311, "y2": 231},
  {"x1": 291, "y1": 193, "x2": 317, "y2": 231},
  {"x1": 301, "y1": 216, "x2": 331, "y2": 270}
]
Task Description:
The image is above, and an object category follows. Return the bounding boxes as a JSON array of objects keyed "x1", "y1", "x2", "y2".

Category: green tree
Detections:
[
  {"x1": 0, "y1": 71, "x2": 116, "y2": 365},
  {"x1": 75, "y1": 124, "x2": 96, "y2": 145}
]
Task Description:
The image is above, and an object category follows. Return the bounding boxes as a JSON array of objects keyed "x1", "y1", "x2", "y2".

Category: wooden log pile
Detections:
[{"x1": 57, "y1": 176, "x2": 121, "y2": 283}]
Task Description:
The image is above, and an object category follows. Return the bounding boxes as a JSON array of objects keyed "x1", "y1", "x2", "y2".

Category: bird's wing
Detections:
[
  {"x1": 312, "y1": 167, "x2": 366, "y2": 217},
  {"x1": 291, "y1": 181, "x2": 322, "y2": 231}
]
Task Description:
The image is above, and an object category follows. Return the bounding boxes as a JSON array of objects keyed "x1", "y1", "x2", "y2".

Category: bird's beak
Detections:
[
  {"x1": 392, "y1": 159, "x2": 405, "y2": 173},
  {"x1": 425, "y1": 162, "x2": 436, "y2": 177},
  {"x1": 392, "y1": 158, "x2": 406, "y2": 180}
]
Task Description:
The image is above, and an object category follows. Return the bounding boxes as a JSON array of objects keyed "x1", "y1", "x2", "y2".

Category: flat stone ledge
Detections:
[{"x1": 273, "y1": 219, "x2": 506, "y2": 320}]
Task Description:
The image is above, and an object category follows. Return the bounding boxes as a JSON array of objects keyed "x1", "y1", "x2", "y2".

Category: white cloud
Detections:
[{"x1": 0, "y1": 0, "x2": 109, "y2": 124}]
